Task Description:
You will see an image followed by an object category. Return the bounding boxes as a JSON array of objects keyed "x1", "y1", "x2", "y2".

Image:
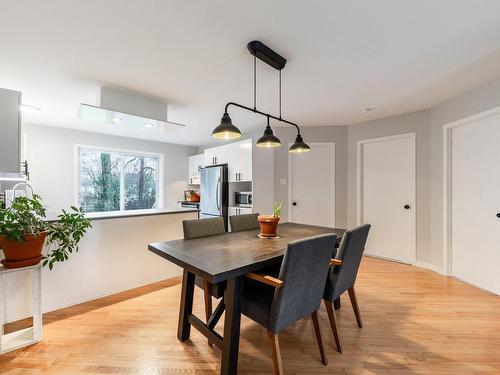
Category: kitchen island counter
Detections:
[{"x1": 45, "y1": 207, "x2": 199, "y2": 222}]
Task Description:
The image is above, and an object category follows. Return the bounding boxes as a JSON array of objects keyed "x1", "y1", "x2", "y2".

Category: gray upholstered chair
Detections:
[
  {"x1": 242, "y1": 234, "x2": 337, "y2": 375},
  {"x1": 323, "y1": 224, "x2": 371, "y2": 353},
  {"x1": 229, "y1": 213, "x2": 259, "y2": 232},
  {"x1": 182, "y1": 217, "x2": 226, "y2": 344}
]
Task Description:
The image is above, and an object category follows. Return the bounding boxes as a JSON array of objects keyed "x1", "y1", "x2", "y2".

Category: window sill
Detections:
[{"x1": 46, "y1": 208, "x2": 199, "y2": 222}]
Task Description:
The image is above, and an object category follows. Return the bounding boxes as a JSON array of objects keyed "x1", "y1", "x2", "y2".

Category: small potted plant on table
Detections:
[
  {"x1": 0, "y1": 195, "x2": 92, "y2": 269},
  {"x1": 258, "y1": 201, "x2": 283, "y2": 238}
]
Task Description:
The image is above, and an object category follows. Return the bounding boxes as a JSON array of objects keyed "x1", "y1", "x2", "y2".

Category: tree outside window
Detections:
[{"x1": 78, "y1": 147, "x2": 161, "y2": 213}]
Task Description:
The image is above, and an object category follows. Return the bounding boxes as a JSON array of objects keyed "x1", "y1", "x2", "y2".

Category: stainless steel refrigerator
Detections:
[{"x1": 200, "y1": 164, "x2": 228, "y2": 230}]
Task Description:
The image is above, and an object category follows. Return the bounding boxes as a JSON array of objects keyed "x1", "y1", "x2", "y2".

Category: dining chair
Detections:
[
  {"x1": 182, "y1": 217, "x2": 226, "y2": 344},
  {"x1": 229, "y1": 213, "x2": 259, "y2": 232},
  {"x1": 323, "y1": 224, "x2": 371, "y2": 353},
  {"x1": 242, "y1": 233, "x2": 337, "y2": 375}
]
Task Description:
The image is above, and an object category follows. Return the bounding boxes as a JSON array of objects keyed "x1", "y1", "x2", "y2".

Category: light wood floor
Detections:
[{"x1": 1, "y1": 257, "x2": 499, "y2": 374}]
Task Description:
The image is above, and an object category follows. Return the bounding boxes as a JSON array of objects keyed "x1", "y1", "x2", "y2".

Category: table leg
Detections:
[
  {"x1": 177, "y1": 270, "x2": 195, "y2": 341},
  {"x1": 221, "y1": 276, "x2": 243, "y2": 375},
  {"x1": 334, "y1": 297, "x2": 341, "y2": 310}
]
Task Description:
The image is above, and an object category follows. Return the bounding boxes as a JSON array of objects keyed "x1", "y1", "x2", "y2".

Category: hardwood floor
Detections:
[{"x1": 1, "y1": 257, "x2": 499, "y2": 374}]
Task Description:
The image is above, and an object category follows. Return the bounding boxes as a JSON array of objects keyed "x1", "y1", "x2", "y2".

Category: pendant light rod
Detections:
[
  {"x1": 253, "y1": 55, "x2": 257, "y2": 110},
  {"x1": 223, "y1": 101, "x2": 301, "y2": 135},
  {"x1": 279, "y1": 69, "x2": 282, "y2": 119}
]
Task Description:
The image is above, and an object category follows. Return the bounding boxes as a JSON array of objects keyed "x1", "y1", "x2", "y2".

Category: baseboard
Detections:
[
  {"x1": 412, "y1": 261, "x2": 447, "y2": 276},
  {"x1": 364, "y1": 254, "x2": 447, "y2": 276}
]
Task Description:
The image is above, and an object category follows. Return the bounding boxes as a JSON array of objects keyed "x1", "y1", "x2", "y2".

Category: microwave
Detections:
[{"x1": 235, "y1": 191, "x2": 252, "y2": 207}]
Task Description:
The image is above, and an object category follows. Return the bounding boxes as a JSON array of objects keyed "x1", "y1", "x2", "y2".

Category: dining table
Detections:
[{"x1": 148, "y1": 222, "x2": 346, "y2": 375}]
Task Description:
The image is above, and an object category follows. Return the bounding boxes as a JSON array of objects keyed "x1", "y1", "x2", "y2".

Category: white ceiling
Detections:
[{"x1": 2, "y1": 0, "x2": 500, "y2": 147}]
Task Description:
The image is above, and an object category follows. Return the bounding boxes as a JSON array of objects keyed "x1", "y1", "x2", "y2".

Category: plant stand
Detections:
[{"x1": 0, "y1": 263, "x2": 42, "y2": 353}]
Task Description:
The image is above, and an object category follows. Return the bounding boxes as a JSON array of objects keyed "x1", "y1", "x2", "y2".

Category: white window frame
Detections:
[{"x1": 74, "y1": 144, "x2": 164, "y2": 213}]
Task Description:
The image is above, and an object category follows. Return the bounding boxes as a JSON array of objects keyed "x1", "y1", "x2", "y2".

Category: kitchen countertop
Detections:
[{"x1": 45, "y1": 208, "x2": 199, "y2": 222}]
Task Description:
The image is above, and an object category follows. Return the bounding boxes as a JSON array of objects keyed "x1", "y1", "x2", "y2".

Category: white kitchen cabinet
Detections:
[
  {"x1": 188, "y1": 154, "x2": 204, "y2": 184},
  {"x1": 204, "y1": 144, "x2": 228, "y2": 166},
  {"x1": 228, "y1": 206, "x2": 253, "y2": 216},
  {"x1": 203, "y1": 139, "x2": 252, "y2": 181},
  {"x1": 228, "y1": 139, "x2": 252, "y2": 182},
  {"x1": 0, "y1": 88, "x2": 21, "y2": 173}
]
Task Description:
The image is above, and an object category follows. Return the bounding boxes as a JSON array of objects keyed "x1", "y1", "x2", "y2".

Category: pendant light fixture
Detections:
[
  {"x1": 211, "y1": 40, "x2": 310, "y2": 153},
  {"x1": 256, "y1": 116, "x2": 281, "y2": 148},
  {"x1": 211, "y1": 112, "x2": 241, "y2": 139}
]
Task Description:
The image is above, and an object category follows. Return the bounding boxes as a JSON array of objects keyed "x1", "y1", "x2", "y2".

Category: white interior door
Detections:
[
  {"x1": 452, "y1": 113, "x2": 500, "y2": 295},
  {"x1": 360, "y1": 134, "x2": 416, "y2": 263},
  {"x1": 289, "y1": 143, "x2": 335, "y2": 227}
]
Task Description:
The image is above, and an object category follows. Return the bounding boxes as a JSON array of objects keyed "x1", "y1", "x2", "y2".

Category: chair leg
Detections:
[
  {"x1": 267, "y1": 331, "x2": 284, "y2": 375},
  {"x1": 324, "y1": 299, "x2": 342, "y2": 353},
  {"x1": 311, "y1": 310, "x2": 328, "y2": 366},
  {"x1": 203, "y1": 280, "x2": 213, "y2": 346},
  {"x1": 348, "y1": 286, "x2": 363, "y2": 328}
]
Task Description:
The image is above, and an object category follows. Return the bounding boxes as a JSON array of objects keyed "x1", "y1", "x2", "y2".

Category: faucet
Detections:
[{"x1": 12, "y1": 182, "x2": 34, "y2": 199}]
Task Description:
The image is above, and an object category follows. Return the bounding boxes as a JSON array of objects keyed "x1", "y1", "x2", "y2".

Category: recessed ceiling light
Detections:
[
  {"x1": 112, "y1": 116, "x2": 122, "y2": 123},
  {"x1": 361, "y1": 107, "x2": 375, "y2": 113},
  {"x1": 19, "y1": 104, "x2": 41, "y2": 113},
  {"x1": 144, "y1": 123, "x2": 155, "y2": 128}
]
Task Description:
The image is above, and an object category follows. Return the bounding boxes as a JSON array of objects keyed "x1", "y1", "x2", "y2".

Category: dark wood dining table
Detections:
[{"x1": 148, "y1": 222, "x2": 346, "y2": 375}]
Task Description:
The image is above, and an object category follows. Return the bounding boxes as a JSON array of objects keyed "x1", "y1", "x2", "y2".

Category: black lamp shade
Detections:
[
  {"x1": 256, "y1": 124, "x2": 281, "y2": 148},
  {"x1": 289, "y1": 134, "x2": 311, "y2": 153},
  {"x1": 212, "y1": 113, "x2": 242, "y2": 139}
]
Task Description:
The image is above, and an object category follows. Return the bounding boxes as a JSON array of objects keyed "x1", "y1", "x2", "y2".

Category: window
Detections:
[{"x1": 77, "y1": 147, "x2": 162, "y2": 213}]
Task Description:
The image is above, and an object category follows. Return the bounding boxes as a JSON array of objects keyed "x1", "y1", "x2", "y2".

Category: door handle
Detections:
[
  {"x1": 404, "y1": 204, "x2": 411, "y2": 210},
  {"x1": 496, "y1": 213, "x2": 500, "y2": 218},
  {"x1": 216, "y1": 178, "x2": 220, "y2": 211},
  {"x1": 292, "y1": 202, "x2": 297, "y2": 206}
]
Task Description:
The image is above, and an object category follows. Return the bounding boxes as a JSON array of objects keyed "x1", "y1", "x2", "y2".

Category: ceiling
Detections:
[{"x1": 2, "y1": 0, "x2": 500, "y2": 147}]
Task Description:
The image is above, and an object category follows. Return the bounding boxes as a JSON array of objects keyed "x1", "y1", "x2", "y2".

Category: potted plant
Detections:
[
  {"x1": 0, "y1": 195, "x2": 92, "y2": 269},
  {"x1": 258, "y1": 201, "x2": 283, "y2": 238}
]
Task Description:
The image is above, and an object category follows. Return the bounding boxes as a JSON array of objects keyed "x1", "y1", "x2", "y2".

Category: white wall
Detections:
[
  {"x1": 4, "y1": 211, "x2": 197, "y2": 322},
  {"x1": 344, "y1": 75, "x2": 500, "y2": 272},
  {"x1": 274, "y1": 126, "x2": 348, "y2": 227},
  {"x1": 429, "y1": 76, "x2": 500, "y2": 269},
  {"x1": 347, "y1": 110, "x2": 431, "y2": 264},
  {"x1": 22, "y1": 123, "x2": 198, "y2": 213},
  {"x1": 3, "y1": 124, "x2": 199, "y2": 321}
]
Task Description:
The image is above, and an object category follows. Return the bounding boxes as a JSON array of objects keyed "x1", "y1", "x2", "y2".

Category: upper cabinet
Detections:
[
  {"x1": 228, "y1": 139, "x2": 252, "y2": 182},
  {"x1": 201, "y1": 138, "x2": 252, "y2": 182},
  {"x1": 188, "y1": 154, "x2": 204, "y2": 185},
  {"x1": 204, "y1": 144, "x2": 228, "y2": 166},
  {"x1": 0, "y1": 88, "x2": 21, "y2": 173}
]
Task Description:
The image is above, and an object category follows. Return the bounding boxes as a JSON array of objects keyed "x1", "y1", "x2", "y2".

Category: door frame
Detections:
[
  {"x1": 288, "y1": 142, "x2": 335, "y2": 226},
  {"x1": 442, "y1": 106, "x2": 500, "y2": 276},
  {"x1": 356, "y1": 132, "x2": 417, "y2": 264}
]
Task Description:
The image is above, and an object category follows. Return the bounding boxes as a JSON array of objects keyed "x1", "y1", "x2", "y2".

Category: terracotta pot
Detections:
[
  {"x1": 258, "y1": 215, "x2": 280, "y2": 237},
  {"x1": 0, "y1": 231, "x2": 47, "y2": 269}
]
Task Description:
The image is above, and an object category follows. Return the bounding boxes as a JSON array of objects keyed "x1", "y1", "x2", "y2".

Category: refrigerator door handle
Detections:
[{"x1": 216, "y1": 177, "x2": 221, "y2": 211}]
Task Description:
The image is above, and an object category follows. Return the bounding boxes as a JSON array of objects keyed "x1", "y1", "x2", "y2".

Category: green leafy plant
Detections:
[
  {"x1": 0, "y1": 195, "x2": 92, "y2": 270},
  {"x1": 273, "y1": 201, "x2": 283, "y2": 218}
]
